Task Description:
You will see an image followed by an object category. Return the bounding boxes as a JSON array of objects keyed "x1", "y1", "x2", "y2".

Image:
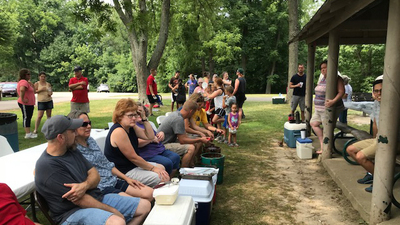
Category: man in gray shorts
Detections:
[
  {"x1": 157, "y1": 100, "x2": 210, "y2": 167},
  {"x1": 289, "y1": 64, "x2": 306, "y2": 121}
]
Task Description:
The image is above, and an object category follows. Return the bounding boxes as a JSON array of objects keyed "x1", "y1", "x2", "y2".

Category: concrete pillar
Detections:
[
  {"x1": 305, "y1": 44, "x2": 315, "y2": 136},
  {"x1": 370, "y1": 0, "x2": 400, "y2": 223},
  {"x1": 322, "y1": 29, "x2": 339, "y2": 161}
]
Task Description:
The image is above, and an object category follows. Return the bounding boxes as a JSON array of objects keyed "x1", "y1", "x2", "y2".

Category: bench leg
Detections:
[{"x1": 393, "y1": 172, "x2": 400, "y2": 209}]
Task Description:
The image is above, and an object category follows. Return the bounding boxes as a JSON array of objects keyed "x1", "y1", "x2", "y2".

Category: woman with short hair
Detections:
[{"x1": 17, "y1": 69, "x2": 37, "y2": 139}]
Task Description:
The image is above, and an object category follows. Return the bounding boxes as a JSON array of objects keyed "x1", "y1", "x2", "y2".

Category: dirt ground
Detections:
[{"x1": 270, "y1": 115, "x2": 370, "y2": 225}]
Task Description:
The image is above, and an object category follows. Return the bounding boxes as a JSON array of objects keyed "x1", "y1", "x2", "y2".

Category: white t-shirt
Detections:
[{"x1": 344, "y1": 84, "x2": 352, "y2": 102}]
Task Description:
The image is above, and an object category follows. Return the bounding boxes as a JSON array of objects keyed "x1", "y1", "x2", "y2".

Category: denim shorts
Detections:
[
  {"x1": 38, "y1": 100, "x2": 54, "y2": 110},
  {"x1": 61, "y1": 193, "x2": 139, "y2": 225}
]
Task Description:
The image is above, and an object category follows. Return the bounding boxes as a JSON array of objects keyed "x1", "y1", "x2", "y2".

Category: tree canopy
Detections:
[{"x1": 0, "y1": 0, "x2": 385, "y2": 94}]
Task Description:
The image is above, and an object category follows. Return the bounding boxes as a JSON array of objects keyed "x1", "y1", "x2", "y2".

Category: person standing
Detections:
[
  {"x1": 339, "y1": 75, "x2": 352, "y2": 124},
  {"x1": 146, "y1": 68, "x2": 158, "y2": 116},
  {"x1": 222, "y1": 71, "x2": 232, "y2": 88},
  {"x1": 168, "y1": 71, "x2": 180, "y2": 111},
  {"x1": 232, "y1": 68, "x2": 246, "y2": 121},
  {"x1": 289, "y1": 64, "x2": 306, "y2": 122},
  {"x1": 185, "y1": 74, "x2": 198, "y2": 97},
  {"x1": 17, "y1": 68, "x2": 37, "y2": 139},
  {"x1": 34, "y1": 72, "x2": 53, "y2": 134},
  {"x1": 68, "y1": 66, "x2": 89, "y2": 113}
]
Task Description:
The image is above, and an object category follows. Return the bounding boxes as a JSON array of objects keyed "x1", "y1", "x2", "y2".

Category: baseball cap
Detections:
[
  {"x1": 41, "y1": 115, "x2": 83, "y2": 140},
  {"x1": 73, "y1": 66, "x2": 83, "y2": 72},
  {"x1": 237, "y1": 68, "x2": 244, "y2": 74},
  {"x1": 373, "y1": 75, "x2": 383, "y2": 87}
]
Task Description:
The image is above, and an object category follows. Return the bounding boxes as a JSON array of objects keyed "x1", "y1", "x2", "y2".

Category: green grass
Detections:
[
  {"x1": 9, "y1": 99, "x2": 369, "y2": 224},
  {"x1": 1, "y1": 96, "x2": 18, "y2": 101}
]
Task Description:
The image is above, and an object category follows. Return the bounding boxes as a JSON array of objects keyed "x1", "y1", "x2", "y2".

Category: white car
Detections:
[{"x1": 97, "y1": 84, "x2": 110, "y2": 93}]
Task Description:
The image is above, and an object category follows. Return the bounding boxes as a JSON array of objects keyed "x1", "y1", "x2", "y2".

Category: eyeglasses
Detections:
[
  {"x1": 125, "y1": 114, "x2": 140, "y2": 119},
  {"x1": 373, "y1": 89, "x2": 382, "y2": 94},
  {"x1": 82, "y1": 121, "x2": 92, "y2": 127}
]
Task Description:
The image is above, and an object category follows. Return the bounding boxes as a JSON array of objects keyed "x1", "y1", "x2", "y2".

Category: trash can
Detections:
[
  {"x1": 201, "y1": 153, "x2": 225, "y2": 184},
  {"x1": 0, "y1": 113, "x2": 19, "y2": 152}
]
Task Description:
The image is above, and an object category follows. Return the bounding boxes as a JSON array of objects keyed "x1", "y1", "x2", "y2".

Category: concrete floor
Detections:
[{"x1": 308, "y1": 136, "x2": 400, "y2": 224}]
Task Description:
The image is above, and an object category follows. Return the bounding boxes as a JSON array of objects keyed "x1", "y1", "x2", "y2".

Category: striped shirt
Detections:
[{"x1": 314, "y1": 77, "x2": 326, "y2": 112}]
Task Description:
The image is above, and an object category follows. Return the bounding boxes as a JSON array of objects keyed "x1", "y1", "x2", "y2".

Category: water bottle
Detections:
[{"x1": 295, "y1": 111, "x2": 300, "y2": 124}]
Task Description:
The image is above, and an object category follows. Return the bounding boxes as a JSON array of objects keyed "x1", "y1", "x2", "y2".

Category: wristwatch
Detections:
[{"x1": 142, "y1": 118, "x2": 148, "y2": 122}]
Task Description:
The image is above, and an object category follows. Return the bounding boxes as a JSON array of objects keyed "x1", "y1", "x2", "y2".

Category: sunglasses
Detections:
[{"x1": 82, "y1": 121, "x2": 92, "y2": 127}]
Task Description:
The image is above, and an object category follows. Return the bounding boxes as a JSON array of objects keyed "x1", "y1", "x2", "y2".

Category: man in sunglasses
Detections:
[
  {"x1": 346, "y1": 75, "x2": 383, "y2": 193},
  {"x1": 35, "y1": 115, "x2": 149, "y2": 225}
]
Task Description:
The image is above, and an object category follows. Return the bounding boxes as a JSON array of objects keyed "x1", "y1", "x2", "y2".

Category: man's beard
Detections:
[{"x1": 67, "y1": 143, "x2": 77, "y2": 152}]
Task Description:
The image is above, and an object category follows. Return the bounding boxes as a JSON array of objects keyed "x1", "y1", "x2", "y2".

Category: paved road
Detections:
[{"x1": 0, "y1": 92, "x2": 272, "y2": 111}]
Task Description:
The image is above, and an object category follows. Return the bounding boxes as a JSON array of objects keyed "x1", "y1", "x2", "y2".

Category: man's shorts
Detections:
[
  {"x1": 38, "y1": 100, "x2": 54, "y2": 110},
  {"x1": 352, "y1": 138, "x2": 377, "y2": 159},
  {"x1": 70, "y1": 102, "x2": 90, "y2": 113},
  {"x1": 101, "y1": 179, "x2": 130, "y2": 195},
  {"x1": 235, "y1": 94, "x2": 246, "y2": 108},
  {"x1": 164, "y1": 143, "x2": 191, "y2": 156},
  {"x1": 171, "y1": 92, "x2": 177, "y2": 102},
  {"x1": 147, "y1": 95, "x2": 157, "y2": 104},
  {"x1": 291, "y1": 95, "x2": 305, "y2": 111},
  {"x1": 61, "y1": 194, "x2": 139, "y2": 225}
]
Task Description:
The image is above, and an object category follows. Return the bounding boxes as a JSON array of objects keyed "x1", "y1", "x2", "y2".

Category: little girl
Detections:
[{"x1": 228, "y1": 103, "x2": 239, "y2": 147}]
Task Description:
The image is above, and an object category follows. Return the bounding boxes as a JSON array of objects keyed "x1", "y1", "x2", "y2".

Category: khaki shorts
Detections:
[
  {"x1": 164, "y1": 143, "x2": 191, "y2": 156},
  {"x1": 310, "y1": 108, "x2": 343, "y2": 125},
  {"x1": 353, "y1": 138, "x2": 377, "y2": 159},
  {"x1": 71, "y1": 102, "x2": 90, "y2": 113}
]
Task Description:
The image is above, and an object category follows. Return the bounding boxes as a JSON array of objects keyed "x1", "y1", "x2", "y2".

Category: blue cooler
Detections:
[{"x1": 284, "y1": 122, "x2": 306, "y2": 148}]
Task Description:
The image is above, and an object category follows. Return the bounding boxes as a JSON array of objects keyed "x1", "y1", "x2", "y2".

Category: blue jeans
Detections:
[
  {"x1": 61, "y1": 194, "x2": 139, "y2": 225},
  {"x1": 144, "y1": 150, "x2": 180, "y2": 174}
]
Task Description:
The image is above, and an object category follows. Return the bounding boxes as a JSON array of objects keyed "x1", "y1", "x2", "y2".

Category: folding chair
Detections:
[{"x1": 34, "y1": 190, "x2": 56, "y2": 225}]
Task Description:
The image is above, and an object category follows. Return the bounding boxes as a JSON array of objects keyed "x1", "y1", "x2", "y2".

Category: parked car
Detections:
[
  {"x1": 97, "y1": 83, "x2": 110, "y2": 93},
  {"x1": 1, "y1": 82, "x2": 18, "y2": 97}
]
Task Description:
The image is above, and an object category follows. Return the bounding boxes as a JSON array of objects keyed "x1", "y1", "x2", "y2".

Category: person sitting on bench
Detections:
[{"x1": 346, "y1": 75, "x2": 382, "y2": 193}]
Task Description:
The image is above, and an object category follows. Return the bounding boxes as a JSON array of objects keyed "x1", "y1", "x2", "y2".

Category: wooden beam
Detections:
[
  {"x1": 370, "y1": 0, "x2": 400, "y2": 224},
  {"x1": 304, "y1": 0, "x2": 376, "y2": 44},
  {"x1": 305, "y1": 44, "x2": 315, "y2": 136}
]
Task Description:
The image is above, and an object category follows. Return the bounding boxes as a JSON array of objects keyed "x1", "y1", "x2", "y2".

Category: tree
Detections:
[{"x1": 287, "y1": 0, "x2": 299, "y2": 102}]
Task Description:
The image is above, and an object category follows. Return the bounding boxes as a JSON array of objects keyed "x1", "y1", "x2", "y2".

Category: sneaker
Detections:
[
  {"x1": 357, "y1": 173, "x2": 373, "y2": 184},
  {"x1": 365, "y1": 185, "x2": 373, "y2": 193},
  {"x1": 228, "y1": 143, "x2": 234, "y2": 147},
  {"x1": 215, "y1": 136, "x2": 222, "y2": 142},
  {"x1": 30, "y1": 133, "x2": 37, "y2": 138},
  {"x1": 24, "y1": 133, "x2": 31, "y2": 139},
  {"x1": 223, "y1": 139, "x2": 229, "y2": 144},
  {"x1": 218, "y1": 138, "x2": 225, "y2": 143},
  {"x1": 234, "y1": 143, "x2": 239, "y2": 147}
]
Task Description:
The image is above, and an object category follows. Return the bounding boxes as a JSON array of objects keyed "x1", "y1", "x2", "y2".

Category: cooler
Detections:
[
  {"x1": 284, "y1": 122, "x2": 306, "y2": 148},
  {"x1": 144, "y1": 196, "x2": 195, "y2": 225},
  {"x1": 296, "y1": 138, "x2": 314, "y2": 159},
  {"x1": 178, "y1": 175, "x2": 217, "y2": 225},
  {"x1": 272, "y1": 97, "x2": 285, "y2": 104}
]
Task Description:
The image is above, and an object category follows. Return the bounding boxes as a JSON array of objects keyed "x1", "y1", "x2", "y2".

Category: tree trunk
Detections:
[
  {"x1": 113, "y1": 0, "x2": 170, "y2": 102},
  {"x1": 201, "y1": 57, "x2": 206, "y2": 76},
  {"x1": 266, "y1": 31, "x2": 281, "y2": 94},
  {"x1": 287, "y1": 0, "x2": 299, "y2": 103},
  {"x1": 209, "y1": 49, "x2": 214, "y2": 75}
]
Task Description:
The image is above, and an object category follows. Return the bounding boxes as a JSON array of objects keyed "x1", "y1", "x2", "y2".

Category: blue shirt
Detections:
[
  {"x1": 77, "y1": 137, "x2": 117, "y2": 191},
  {"x1": 187, "y1": 79, "x2": 198, "y2": 94}
]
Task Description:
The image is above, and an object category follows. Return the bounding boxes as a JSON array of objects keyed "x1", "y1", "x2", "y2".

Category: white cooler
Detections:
[
  {"x1": 296, "y1": 138, "x2": 314, "y2": 159},
  {"x1": 179, "y1": 175, "x2": 217, "y2": 225},
  {"x1": 144, "y1": 196, "x2": 195, "y2": 225}
]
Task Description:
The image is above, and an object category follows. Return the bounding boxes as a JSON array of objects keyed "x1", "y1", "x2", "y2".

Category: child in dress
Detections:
[{"x1": 228, "y1": 103, "x2": 239, "y2": 147}]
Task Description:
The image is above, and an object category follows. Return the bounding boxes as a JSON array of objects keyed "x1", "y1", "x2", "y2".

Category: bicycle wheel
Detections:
[
  {"x1": 342, "y1": 138, "x2": 359, "y2": 165},
  {"x1": 392, "y1": 172, "x2": 400, "y2": 208}
]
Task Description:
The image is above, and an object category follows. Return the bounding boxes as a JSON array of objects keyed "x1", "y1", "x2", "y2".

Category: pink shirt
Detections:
[{"x1": 17, "y1": 80, "x2": 35, "y2": 105}]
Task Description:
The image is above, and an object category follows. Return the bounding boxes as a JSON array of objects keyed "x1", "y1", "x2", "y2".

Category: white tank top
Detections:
[{"x1": 214, "y1": 88, "x2": 224, "y2": 109}]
